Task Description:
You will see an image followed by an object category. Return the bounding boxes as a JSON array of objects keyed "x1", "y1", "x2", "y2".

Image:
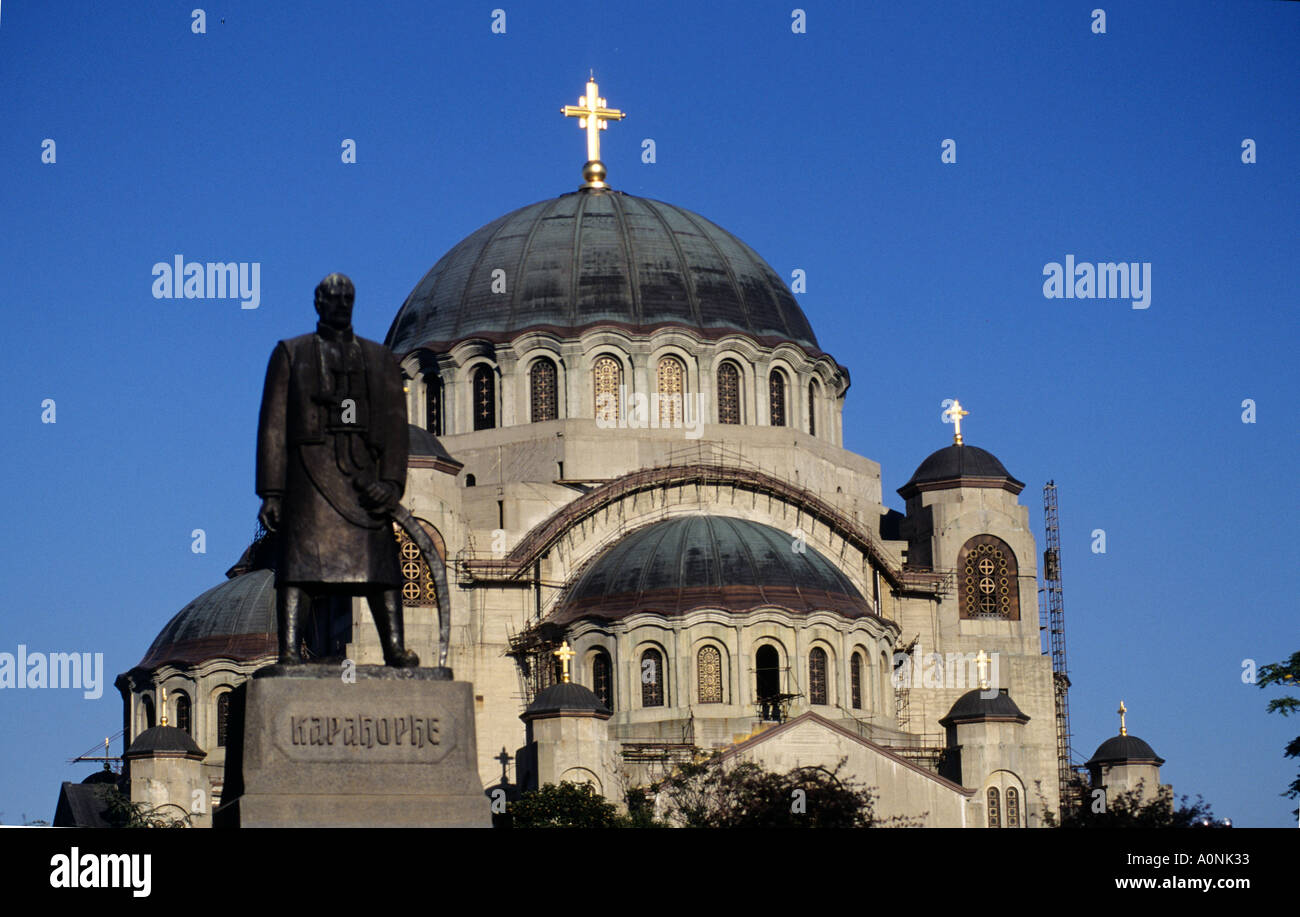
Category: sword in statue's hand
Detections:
[{"x1": 356, "y1": 478, "x2": 452, "y2": 669}]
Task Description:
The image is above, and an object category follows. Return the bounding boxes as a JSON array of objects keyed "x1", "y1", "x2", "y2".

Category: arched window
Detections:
[
  {"x1": 529, "y1": 357, "x2": 558, "y2": 422},
  {"x1": 141, "y1": 695, "x2": 155, "y2": 731},
  {"x1": 807, "y1": 379, "x2": 818, "y2": 436},
  {"x1": 958, "y1": 535, "x2": 1021, "y2": 620},
  {"x1": 987, "y1": 787, "x2": 1002, "y2": 827},
  {"x1": 472, "y1": 364, "x2": 495, "y2": 431},
  {"x1": 717, "y1": 361, "x2": 741, "y2": 424},
  {"x1": 850, "y1": 653, "x2": 862, "y2": 709},
  {"x1": 697, "y1": 646, "x2": 723, "y2": 703},
  {"x1": 593, "y1": 355, "x2": 622, "y2": 425},
  {"x1": 640, "y1": 649, "x2": 665, "y2": 707},
  {"x1": 1006, "y1": 787, "x2": 1020, "y2": 827},
  {"x1": 425, "y1": 374, "x2": 444, "y2": 436},
  {"x1": 769, "y1": 369, "x2": 787, "y2": 427},
  {"x1": 174, "y1": 691, "x2": 191, "y2": 735},
  {"x1": 394, "y1": 520, "x2": 445, "y2": 607},
  {"x1": 656, "y1": 356, "x2": 684, "y2": 427},
  {"x1": 809, "y1": 647, "x2": 828, "y2": 705},
  {"x1": 464, "y1": 474, "x2": 476, "y2": 487},
  {"x1": 216, "y1": 692, "x2": 231, "y2": 747},
  {"x1": 592, "y1": 650, "x2": 613, "y2": 711},
  {"x1": 756, "y1": 645, "x2": 781, "y2": 721}
]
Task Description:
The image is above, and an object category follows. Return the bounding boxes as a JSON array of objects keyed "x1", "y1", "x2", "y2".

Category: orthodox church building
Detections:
[{"x1": 81, "y1": 79, "x2": 1168, "y2": 829}]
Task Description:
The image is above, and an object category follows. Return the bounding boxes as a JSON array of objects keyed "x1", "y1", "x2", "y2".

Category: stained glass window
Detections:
[
  {"x1": 959, "y1": 535, "x2": 1020, "y2": 620},
  {"x1": 809, "y1": 647, "x2": 828, "y2": 705},
  {"x1": 987, "y1": 787, "x2": 1001, "y2": 827},
  {"x1": 641, "y1": 648, "x2": 664, "y2": 707},
  {"x1": 394, "y1": 522, "x2": 441, "y2": 607},
  {"x1": 807, "y1": 379, "x2": 818, "y2": 436},
  {"x1": 530, "y1": 357, "x2": 558, "y2": 422},
  {"x1": 594, "y1": 356, "x2": 621, "y2": 425},
  {"x1": 769, "y1": 369, "x2": 786, "y2": 427},
  {"x1": 592, "y1": 651, "x2": 613, "y2": 710},
  {"x1": 850, "y1": 653, "x2": 862, "y2": 709},
  {"x1": 425, "y1": 374, "x2": 443, "y2": 436},
  {"x1": 174, "y1": 691, "x2": 191, "y2": 735},
  {"x1": 472, "y1": 364, "x2": 495, "y2": 430},
  {"x1": 657, "y1": 357, "x2": 684, "y2": 427},
  {"x1": 717, "y1": 361, "x2": 741, "y2": 424},
  {"x1": 698, "y1": 646, "x2": 723, "y2": 703},
  {"x1": 1006, "y1": 787, "x2": 1020, "y2": 827},
  {"x1": 216, "y1": 692, "x2": 230, "y2": 747}
]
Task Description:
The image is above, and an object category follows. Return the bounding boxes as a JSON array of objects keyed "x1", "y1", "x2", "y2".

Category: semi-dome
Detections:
[
  {"x1": 137, "y1": 569, "x2": 277, "y2": 669},
  {"x1": 551, "y1": 515, "x2": 874, "y2": 625},
  {"x1": 385, "y1": 189, "x2": 819, "y2": 355},
  {"x1": 1087, "y1": 734, "x2": 1165, "y2": 767},
  {"x1": 897, "y1": 443, "x2": 1025, "y2": 499}
]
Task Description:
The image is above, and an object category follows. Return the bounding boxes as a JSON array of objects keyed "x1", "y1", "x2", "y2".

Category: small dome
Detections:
[
  {"x1": 385, "y1": 189, "x2": 820, "y2": 356},
  {"x1": 408, "y1": 423, "x2": 461, "y2": 471},
  {"x1": 939, "y1": 688, "x2": 1030, "y2": 727},
  {"x1": 124, "y1": 725, "x2": 205, "y2": 759},
  {"x1": 137, "y1": 569, "x2": 277, "y2": 669},
  {"x1": 522, "y1": 682, "x2": 611, "y2": 719},
  {"x1": 81, "y1": 768, "x2": 119, "y2": 785},
  {"x1": 897, "y1": 444, "x2": 1024, "y2": 499},
  {"x1": 1087, "y1": 734, "x2": 1164, "y2": 767},
  {"x1": 552, "y1": 515, "x2": 874, "y2": 625}
]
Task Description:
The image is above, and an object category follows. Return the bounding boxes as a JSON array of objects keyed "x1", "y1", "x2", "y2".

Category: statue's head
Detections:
[{"x1": 314, "y1": 273, "x2": 355, "y2": 329}]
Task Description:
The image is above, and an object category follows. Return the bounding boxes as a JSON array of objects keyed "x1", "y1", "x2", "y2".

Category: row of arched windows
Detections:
[
  {"x1": 987, "y1": 786, "x2": 1021, "y2": 827},
  {"x1": 138, "y1": 690, "x2": 232, "y2": 748},
  {"x1": 424, "y1": 356, "x2": 826, "y2": 434},
  {"x1": 582, "y1": 644, "x2": 883, "y2": 712}
]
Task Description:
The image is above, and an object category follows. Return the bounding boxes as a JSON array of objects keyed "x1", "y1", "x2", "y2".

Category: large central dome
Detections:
[{"x1": 385, "y1": 189, "x2": 818, "y2": 355}]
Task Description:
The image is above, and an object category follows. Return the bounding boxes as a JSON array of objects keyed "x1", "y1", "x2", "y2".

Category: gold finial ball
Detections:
[{"x1": 582, "y1": 159, "x2": 607, "y2": 185}]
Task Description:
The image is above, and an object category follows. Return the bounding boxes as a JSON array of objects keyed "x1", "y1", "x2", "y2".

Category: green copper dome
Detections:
[{"x1": 385, "y1": 189, "x2": 819, "y2": 355}]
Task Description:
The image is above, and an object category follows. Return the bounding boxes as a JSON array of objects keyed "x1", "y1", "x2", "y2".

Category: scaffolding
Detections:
[{"x1": 1041, "y1": 481, "x2": 1075, "y2": 814}]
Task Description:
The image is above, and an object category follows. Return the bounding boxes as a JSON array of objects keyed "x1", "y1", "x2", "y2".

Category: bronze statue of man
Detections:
[{"x1": 256, "y1": 273, "x2": 418, "y2": 667}]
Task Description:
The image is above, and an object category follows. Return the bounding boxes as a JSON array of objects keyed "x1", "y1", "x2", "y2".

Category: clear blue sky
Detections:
[{"x1": 1, "y1": 0, "x2": 1296, "y2": 826}]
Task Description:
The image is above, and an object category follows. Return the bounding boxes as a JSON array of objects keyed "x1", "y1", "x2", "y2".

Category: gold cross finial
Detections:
[
  {"x1": 554, "y1": 641, "x2": 576, "y2": 683},
  {"x1": 975, "y1": 649, "x2": 991, "y2": 690},
  {"x1": 159, "y1": 686, "x2": 168, "y2": 727},
  {"x1": 562, "y1": 75, "x2": 626, "y2": 189},
  {"x1": 1118, "y1": 699, "x2": 1127, "y2": 736},
  {"x1": 944, "y1": 399, "x2": 970, "y2": 445}
]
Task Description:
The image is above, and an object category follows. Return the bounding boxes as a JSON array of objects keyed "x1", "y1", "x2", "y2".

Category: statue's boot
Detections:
[
  {"x1": 372, "y1": 591, "x2": 420, "y2": 668},
  {"x1": 277, "y1": 586, "x2": 305, "y2": 665}
]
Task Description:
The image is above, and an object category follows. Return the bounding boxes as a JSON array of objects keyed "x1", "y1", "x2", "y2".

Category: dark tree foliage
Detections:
[
  {"x1": 102, "y1": 787, "x2": 192, "y2": 828},
  {"x1": 1044, "y1": 776, "x2": 1220, "y2": 828},
  {"x1": 1257, "y1": 650, "x2": 1300, "y2": 820},
  {"x1": 651, "y1": 753, "x2": 919, "y2": 828},
  {"x1": 502, "y1": 781, "x2": 622, "y2": 828}
]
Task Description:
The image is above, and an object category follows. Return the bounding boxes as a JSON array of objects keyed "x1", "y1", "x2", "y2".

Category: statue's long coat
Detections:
[{"x1": 256, "y1": 325, "x2": 407, "y2": 586}]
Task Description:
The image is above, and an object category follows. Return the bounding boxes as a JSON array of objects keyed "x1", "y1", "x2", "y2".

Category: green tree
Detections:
[
  {"x1": 503, "y1": 781, "x2": 621, "y2": 828},
  {"x1": 1044, "y1": 775, "x2": 1219, "y2": 828},
  {"x1": 651, "y1": 753, "x2": 918, "y2": 827},
  {"x1": 1257, "y1": 650, "x2": 1300, "y2": 820},
  {"x1": 102, "y1": 787, "x2": 192, "y2": 828}
]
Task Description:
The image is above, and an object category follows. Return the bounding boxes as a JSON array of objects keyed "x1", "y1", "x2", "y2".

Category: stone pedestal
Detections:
[{"x1": 215, "y1": 665, "x2": 490, "y2": 827}]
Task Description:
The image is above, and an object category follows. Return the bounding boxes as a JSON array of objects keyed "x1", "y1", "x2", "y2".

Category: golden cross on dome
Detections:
[
  {"x1": 1118, "y1": 699, "x2": 1128, "y2": 736},
  {"x1": 944, "y1": 399, "x2": 970, "y2": 445},
  {"x1": 562, "y1": 75, "x2": 626, "y2": 189},
  {"x1": 975, "y1": 649, "x2": 991, "y2": 690},
  {"x1": 554, "y1": 641, "x2": 576, "y2": 683}
]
